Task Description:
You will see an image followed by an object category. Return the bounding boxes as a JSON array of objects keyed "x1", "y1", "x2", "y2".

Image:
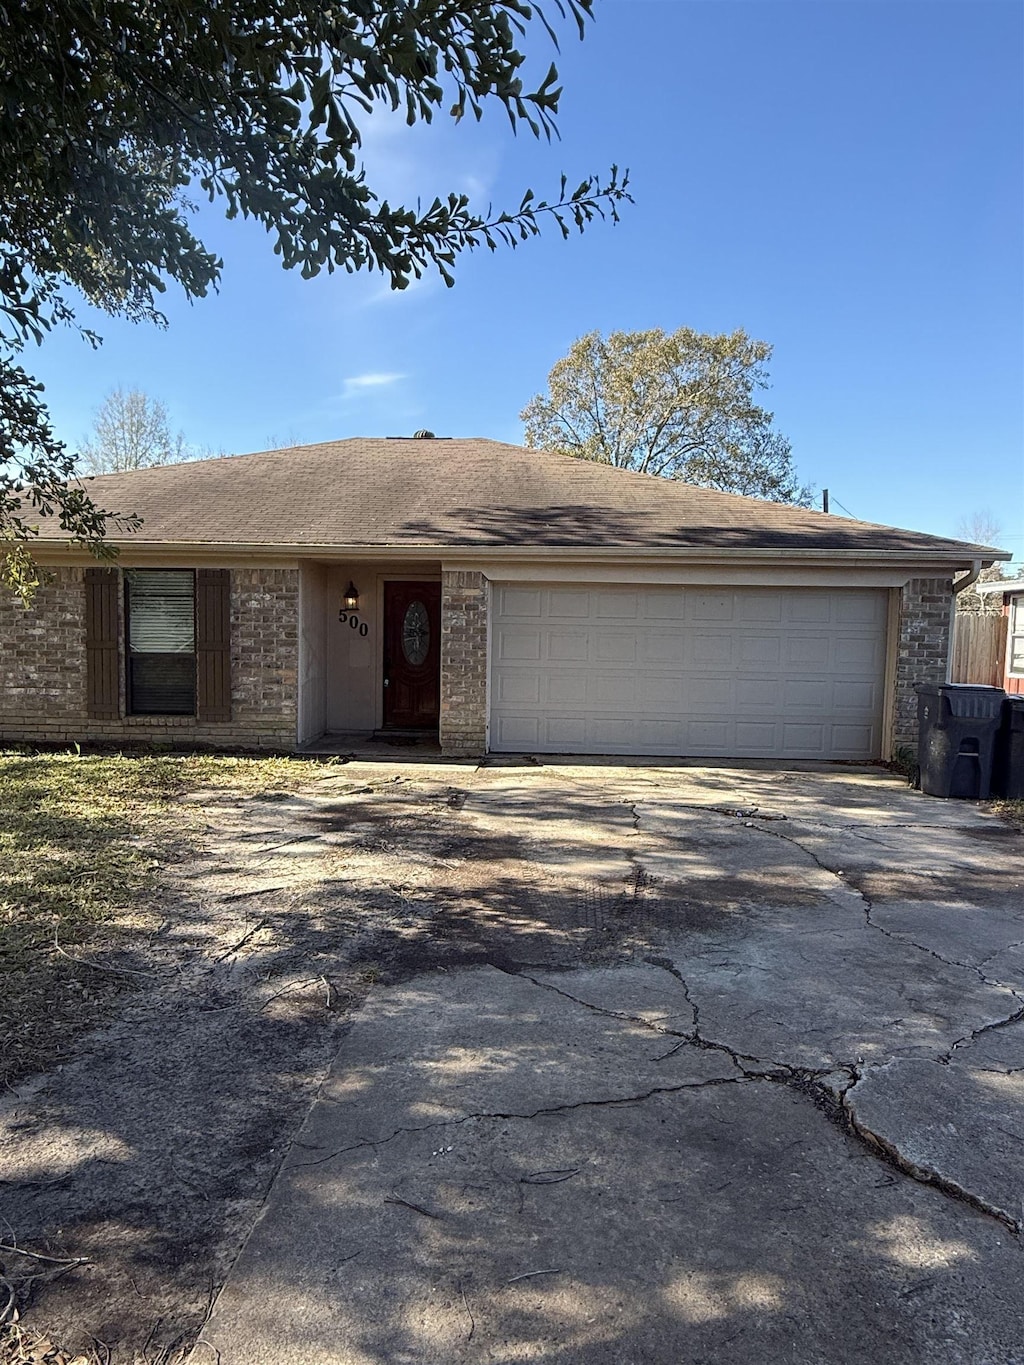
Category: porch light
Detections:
[{"x1": 342, "y1": 581, "x2": 360, "y2": 612}]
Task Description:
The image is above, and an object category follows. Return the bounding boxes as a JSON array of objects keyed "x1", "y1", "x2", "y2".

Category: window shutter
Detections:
[
  {"x1": 85, "y1": 568, "x2": 120, "y2": 719},
  {"x1": 196, "y1": 569, "x2": 232, "y2": 721}
]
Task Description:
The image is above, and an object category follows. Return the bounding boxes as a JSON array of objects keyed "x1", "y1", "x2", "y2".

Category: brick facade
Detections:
[
  {"x1": 0, "y1": 566, "x2": 298, "y2": 750},
  {"x1": 1, "y1": 564, "x2": 955, "y2": 760},
  {"x1": 893, "y1": 575, "x2": 953, "y2": 752},
  {"x1": 439, "y1": 569, "x2": 488, "y2": 757}
]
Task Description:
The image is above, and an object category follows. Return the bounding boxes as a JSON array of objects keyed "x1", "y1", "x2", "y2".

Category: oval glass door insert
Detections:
[{"x1": 402, "y1": 600, "x2": 430, "y2": 666}]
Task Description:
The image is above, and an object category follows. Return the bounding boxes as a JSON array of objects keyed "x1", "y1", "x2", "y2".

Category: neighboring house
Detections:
[
  {"x1": 0, "y1": 436, "x2": 1009, "y2": 760},
  {"x1": 975, "y1": 581, "x2": 1024, "y2": 695}
]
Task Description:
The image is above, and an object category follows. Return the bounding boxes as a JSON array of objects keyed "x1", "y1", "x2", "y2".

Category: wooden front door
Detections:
[{"x1": 383, "y1": 581, "x2": 441, "y2": 729}]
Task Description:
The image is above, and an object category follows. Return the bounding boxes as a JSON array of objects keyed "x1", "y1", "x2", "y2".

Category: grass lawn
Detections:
[{"x1": 0, "y1": 750, "x2": 328, "y2": 1088}]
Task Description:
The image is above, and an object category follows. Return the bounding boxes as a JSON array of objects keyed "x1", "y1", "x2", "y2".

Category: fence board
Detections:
[{"x1": 952, "y1": 614, "x2": 1006, "y2": 686}]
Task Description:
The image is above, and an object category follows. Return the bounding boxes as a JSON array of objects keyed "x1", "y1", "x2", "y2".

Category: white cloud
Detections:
[{"x1": 342, "y1": 372, "x2": 405, "y2": 395}]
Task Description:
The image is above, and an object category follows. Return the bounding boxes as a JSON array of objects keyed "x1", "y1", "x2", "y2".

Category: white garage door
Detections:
[{"x1": 489, "y1": 584, "x2": 888, "y2": 759}]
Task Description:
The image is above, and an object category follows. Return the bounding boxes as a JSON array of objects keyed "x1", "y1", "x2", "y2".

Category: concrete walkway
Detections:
[{"x1": 199, "y1": 762, "x2": 1024, "y2": 1365}]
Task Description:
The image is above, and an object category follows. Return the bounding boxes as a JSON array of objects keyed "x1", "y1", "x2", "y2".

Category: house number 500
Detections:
[{"x1": 338, "y1": 610, "x2": 369, "y2": 637}]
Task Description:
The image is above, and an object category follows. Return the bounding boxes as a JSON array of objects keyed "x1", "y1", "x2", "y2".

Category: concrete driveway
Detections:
[{"x1": 197, "y1": 759, "x2": 1024, "y2": 1365}]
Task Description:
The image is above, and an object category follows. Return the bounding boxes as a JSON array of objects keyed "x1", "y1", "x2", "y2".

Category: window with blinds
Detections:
[{"x1": 125, "y1": 570, "x2": 197, "y2": 714}]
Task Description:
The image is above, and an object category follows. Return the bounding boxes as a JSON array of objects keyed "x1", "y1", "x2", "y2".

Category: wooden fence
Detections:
[{"x1": 951, "y1": 614, "x2": 1006, "y2": 686}]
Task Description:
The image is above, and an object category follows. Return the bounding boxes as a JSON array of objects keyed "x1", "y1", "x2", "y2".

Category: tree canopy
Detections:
[
  {"x1": 521, "y1": 327, "x2": 811, "y2": 505},
  {"x1": 80, "y1": 388, "x2": 191, "y2": 474},
  {"x1": 1, "y1": 0, "x2": 629, "y2": 597}
]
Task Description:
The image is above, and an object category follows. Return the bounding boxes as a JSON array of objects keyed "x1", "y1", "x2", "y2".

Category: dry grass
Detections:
[
  {"x1": 989, "y1": 798, "x2": 1024, "y2": 832},
  {"x1": 0, "y1": 750, "x2": 336, "y2": 1088}
]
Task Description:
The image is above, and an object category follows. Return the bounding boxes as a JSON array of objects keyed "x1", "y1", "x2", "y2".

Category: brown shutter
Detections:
[
  {"x1": 196, "y1": 569, "x2": 232, "y2": 721},
  {"x1": 85, "y1": 568, "x2": 120, "y2": 718}
]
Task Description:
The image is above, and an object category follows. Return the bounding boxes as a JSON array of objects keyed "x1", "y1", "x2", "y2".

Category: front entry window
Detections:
[
  {"x1": 126, "y1": 570, "x2": 197, "y2": 714},
  {"x1": 402, "y1": 600, "x2": 430, "y2": 666}
]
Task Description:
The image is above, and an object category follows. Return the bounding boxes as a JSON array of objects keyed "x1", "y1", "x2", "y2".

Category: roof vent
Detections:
[{"x1": 412, "y1": 429, "x2": 435, "y2": 439}]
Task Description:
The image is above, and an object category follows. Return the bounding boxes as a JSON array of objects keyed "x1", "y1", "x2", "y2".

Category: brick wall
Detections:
[
  {"x1": 439, "y1": 569, "x2": 488, "y2": 756},
  {"x1": 892, "y1": 576, "x2": 953, "y2": 752},
  {"x1": 0, "y1": 566, "x2": 299, "y2": 750}
]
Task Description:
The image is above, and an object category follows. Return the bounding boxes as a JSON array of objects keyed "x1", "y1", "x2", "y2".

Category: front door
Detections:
[{"x1": 383, "y1": 581, "x2": 441, "y2": 729}]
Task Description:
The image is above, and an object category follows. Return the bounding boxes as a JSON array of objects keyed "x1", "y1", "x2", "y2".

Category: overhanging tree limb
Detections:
[{"x1": 1, "y1": 0, "x2": 631, "y2": 599}]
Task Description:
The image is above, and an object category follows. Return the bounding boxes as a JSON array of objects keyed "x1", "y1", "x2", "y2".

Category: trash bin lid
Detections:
[{"x1": 940, "y1": 685, "x2": 1006, "y2": 719}]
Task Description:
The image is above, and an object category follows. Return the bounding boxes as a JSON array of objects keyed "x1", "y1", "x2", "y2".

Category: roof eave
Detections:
[{"x1": 35, "y1": 538, "x2": 1006, "y2": 571}]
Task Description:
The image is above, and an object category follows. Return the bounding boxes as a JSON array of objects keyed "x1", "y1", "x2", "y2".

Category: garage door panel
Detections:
[
  {"x1": 693, "y1": 634, "x2": 734, "y2": 665},
  {"x1": 692, "y1": 592, "x2": 735, "y2": 621},
  {"x1": 644, "y1": 634, "x2": 685, "y2": 664},
  {"x1": 688, "y1": 720, "x2": 731, "y2": 749},
  {"x1": 836, "y1": 594, "x2": 887, "y2": 625},
  {"x1": 547, "y1": 632, "x2": 589, "y2": 662},
  {"x1": 783, "y1": 722, "x2": 827, "y2": 753},
  {"x1": 547, "y1": 589, "x2": 591, "y2": 618},
  {"x1": 832, "y1": 723, "x2": 874, "y2": 755},
  {"x1": 642, "y1": 675, "x2": 684, "y2": 705},
  {"x1": 684, "y1": 677, "x2": 735, "y2": 710},
  {"x1": 499, "y1": 588, "x2": 542, "y2": 617},
  {"x1": 545, "y1": 674, "x2": 587, "y2": 706},
  {"x1": 787, "y1": 594, "x2": 832, "y2": 623},
  {"x1": 490, "y1": 586, "x2": 886, "y2": 759},
  {"x1": 596, "y1": 591, "x2": 638, "y2": 618},
  {"x1": 787, "y1": 636, "x2": 831, "y2": 667},
  {"x1": 547, "y1": 716, "x2": 587, "y2": 746},
  {"x1": 643, "y1": 592, "x2": 685, "y2": 621},
  {"x1": 740, "y1": 635, "x2": 783, "y2": 665},
  {"x1": 834, "y1": 635, "x2": 883, "y2": 668},
  {"x1": 495, "y1": 673, "x2": 540, "y2": 704},
  {"x1": 498, "y1": 629, "x2": 542, "y2": 660},
  {"x1": 594, "y1": 674, "x2": 637, "y2": 705},
  {"x1": 784, "y1": 679, "x2": 830, "y2": 710},
  {"x1": 833, "y1": 680, "x2": 877, "y2": 710},
  {"x1": 738, "y1": 592, "x2": 782, "y2": 622},
  {"x1": 735, "y1": 721, "x2": 780, "y2": 750},
  {"x1": 595, "y1": 633, "x2": 637, "y2": 663}
]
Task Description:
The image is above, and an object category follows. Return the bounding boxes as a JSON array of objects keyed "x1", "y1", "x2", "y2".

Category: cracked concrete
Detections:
[
  {"x1": 5, "y1": 756, "x2": 1020, "y2": 1362},
  {"x1": 195, "y1": 760, "x2": 1024, "y2": 1365}
]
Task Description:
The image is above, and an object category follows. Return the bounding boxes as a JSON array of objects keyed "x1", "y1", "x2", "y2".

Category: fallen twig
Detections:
[
  {"x1": 214, "y1": 919, "x2": 268, "y2": 962},
  {"x1": 0, "y1": 1272, "x2": 15, "y2": 1325},
  {"x1": 51, "y1": 929, "x2": 163, "y2": 980},
  {"x1": 459, "y1": 1281, "x2": 475, "y2": 1342},
  {"x1": 0, "y1": 1242, "x2": 90, "y2": 1268},
  {"x1": 217, "y1": 886, "x2": 286, "y2": 904},
  {"x1": 383, "y1": 1196, "x2": 442, "y2": 1220},
  {"x1": 506, "y1": 1268, "x2": 562, "y2": 1285}
]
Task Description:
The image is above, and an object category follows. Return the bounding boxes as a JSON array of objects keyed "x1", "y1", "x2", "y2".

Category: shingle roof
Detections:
[{"x1": 42, "y1": 437, "x2": 1006, "y2": 559}]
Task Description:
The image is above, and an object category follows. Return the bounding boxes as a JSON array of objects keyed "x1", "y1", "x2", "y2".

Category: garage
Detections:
[{"x1": 489, "y1": 584, "x2": 889, "y2": 759}]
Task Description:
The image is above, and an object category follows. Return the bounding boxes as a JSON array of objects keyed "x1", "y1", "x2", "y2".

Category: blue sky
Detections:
[{"x1": 30, "y1": 0, "x2": 1024, "y2": 564}]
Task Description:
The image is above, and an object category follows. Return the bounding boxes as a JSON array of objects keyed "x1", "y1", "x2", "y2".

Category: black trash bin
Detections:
[
  {"x1": 916, "y1": 683, "x2": 1005, "y2": 799},
  {"x1": 993, "y1": 695, "x2": 1024, "y2": 800}
]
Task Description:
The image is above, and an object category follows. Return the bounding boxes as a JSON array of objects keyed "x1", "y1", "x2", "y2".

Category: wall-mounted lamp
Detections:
[{"x1": 342, "y1": 581, "x2": 360, "y2": 612}]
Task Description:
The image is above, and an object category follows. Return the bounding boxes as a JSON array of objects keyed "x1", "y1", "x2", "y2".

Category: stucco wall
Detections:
[{"x1": 0, "y1": 566, "x2": 299, "y2": 750}]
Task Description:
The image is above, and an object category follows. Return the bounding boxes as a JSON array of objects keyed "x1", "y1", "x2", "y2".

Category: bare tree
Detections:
[
  {"x1": 79, "y1": 389, "x2": 190, "y2": 475},
  {"x1": 956, "y1": 510, "x2": 1010, "y2": 615}
]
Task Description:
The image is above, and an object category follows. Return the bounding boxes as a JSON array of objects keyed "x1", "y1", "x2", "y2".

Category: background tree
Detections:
[
  {"x1": 1, "y1": 1, "x2": 629, "y2": 598},
  {"x1": 80, "y1": 389, "x2": 189, "y2": 475},
  {"x1": 521, "y1": 327, "x2": 811, "y2": 505},
  {"x1": 954, "y1": 511, "x2": 1015, "y2": 615}
]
